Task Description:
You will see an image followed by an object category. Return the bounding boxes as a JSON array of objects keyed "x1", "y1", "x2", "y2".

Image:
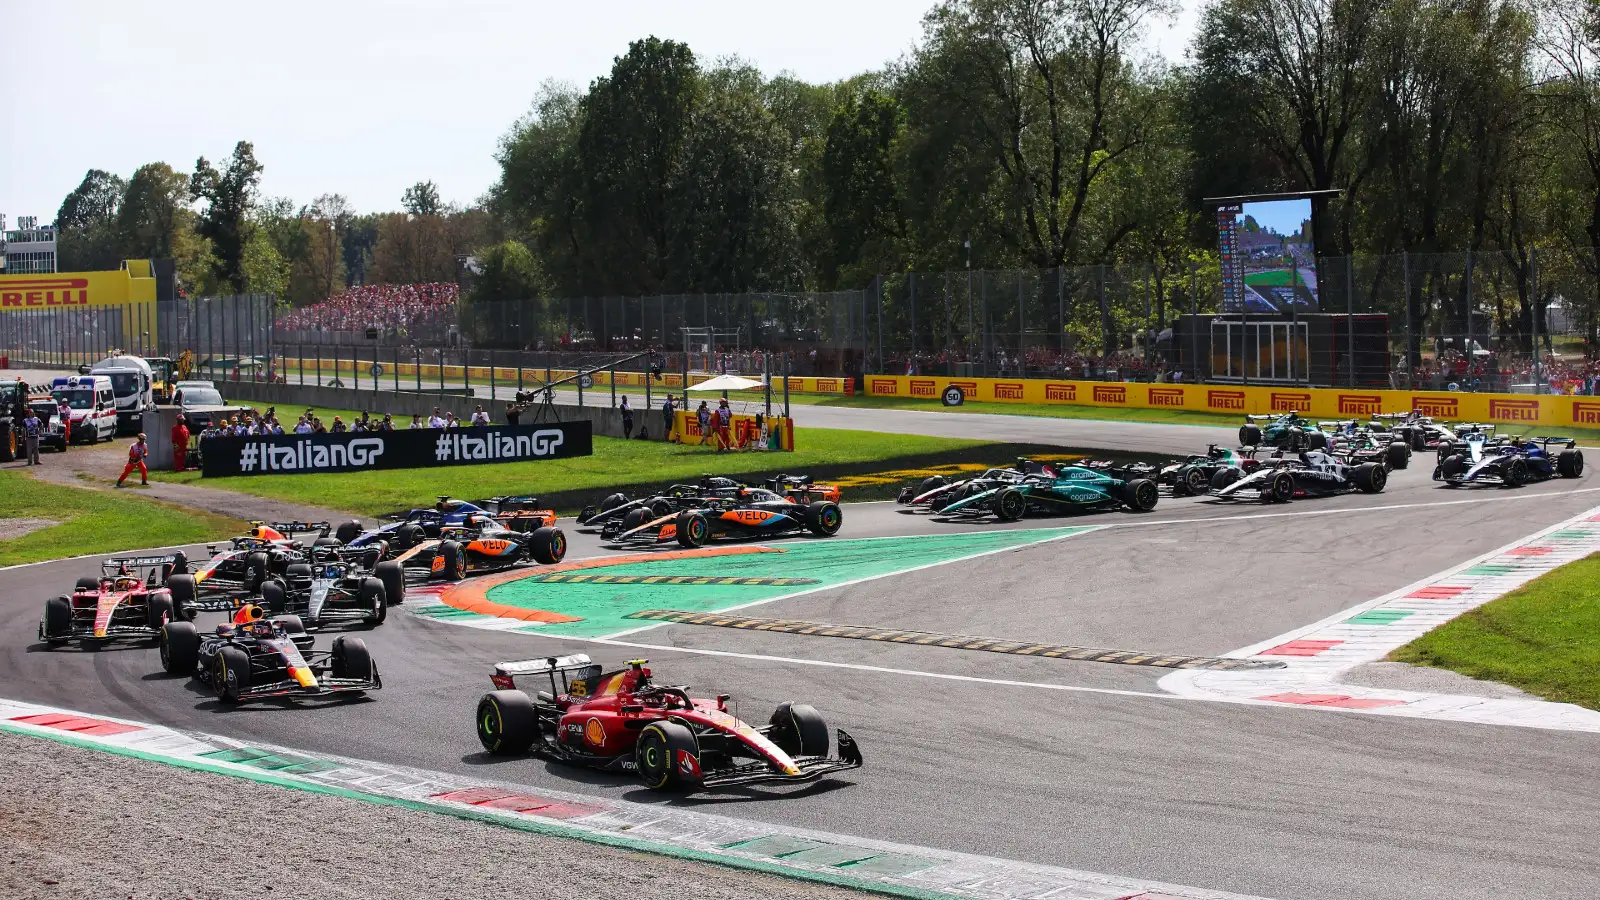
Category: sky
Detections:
[
  {"x1": 1242, "y1": 199, "x2": 1313, "y2": 239},
  {"x1": 1, "y1": 0, "x2": 1202, "y2": 224}
]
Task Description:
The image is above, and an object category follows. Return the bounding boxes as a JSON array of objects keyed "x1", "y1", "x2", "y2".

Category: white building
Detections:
[{"x1": 1, "y1": 215, "x2": 58, "y2": 274}]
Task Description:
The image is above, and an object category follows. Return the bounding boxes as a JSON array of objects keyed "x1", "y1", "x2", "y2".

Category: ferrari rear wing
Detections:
[
  {"x1": 491, "y1": 654, "x2": 597, "y2": 693},
  {"x1": 103, "y1": 553, "x2": 187, "y2": 580}
]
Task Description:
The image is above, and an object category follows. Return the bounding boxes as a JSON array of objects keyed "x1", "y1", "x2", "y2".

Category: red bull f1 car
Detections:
[
  {"x1": 476, "y1": 655, "x2": 862, "y2": 792},
  {"x1": 158, "y1": 609, "x2": 380, "y2": 703},
  {"x1": 38, "y1": 557, "x2": 185, "y2": 646},
  {"x1": 603, "y1": 488, "x2": 842, "y2": 547}
]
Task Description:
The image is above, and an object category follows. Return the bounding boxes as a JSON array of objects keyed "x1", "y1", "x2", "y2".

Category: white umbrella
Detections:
[{"x1": 688, "y1": 373, "x2": 765, "y2": 392}]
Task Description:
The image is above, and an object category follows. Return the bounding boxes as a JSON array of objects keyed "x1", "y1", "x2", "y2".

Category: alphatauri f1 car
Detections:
[
  {"x1": 603, "y1": 489, "x2": 842, "y2": 547},
  {"x1": 476, "y1": 655, "x2": 862, "y2": 792},
  {"x1": 159, "y1": 608, "x2": 380, "y2": 703},
  {"x1": 1435, "y1": 436, "x2": 1584, "y2": 487},
  {"x1": 39, "y1": 557, "x2": 185, "y2": 646},
  {"x1": 1210, "y1": 450, "x2": 1386, "y2": 501}
]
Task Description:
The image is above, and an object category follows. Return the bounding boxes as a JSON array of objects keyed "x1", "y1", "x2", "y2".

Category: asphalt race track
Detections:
[{"x1": 5, "y1": 440, "x2": 1600, "y2": 899}]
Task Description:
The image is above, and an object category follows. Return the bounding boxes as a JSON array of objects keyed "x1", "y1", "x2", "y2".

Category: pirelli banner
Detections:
[
  {"x1": 667, "y1": 410, "x2": 795, "y2": 451},
  {"x1": 200, "y1": 423, "x2": 593, "y2": 477},
  {"x1": 862, "y1": 375, "x2": 1600, "y2": 430}
]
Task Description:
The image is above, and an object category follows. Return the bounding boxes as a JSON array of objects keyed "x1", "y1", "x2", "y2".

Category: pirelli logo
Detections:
[
  {"x1": 1338, "y1": 394, "x2": 1382, "y2": 415},
  {"x1": 868, "y1": 377, "x2": 898, "y2": 395},
  {"x1": 948, "y1": 381, "x2": 978, "y2": 397},
  {"x1": 1208, "y1": 389, "x2": 1245, "y2": 411},
  {"x1": 1489, "y1": 398, "x2": 1540, "y2": 422},
  {"x1": 816, "y1": 378, "x2": 839, "y2": 392},
  {"x1": 909, "y1": 379, "x2": 936, "y2": 397},
  {"x1": 1575, "y1": 401, "x2": 1600, "y2": 425},
  {"x1": 1412, "y1": 396, "x2": 1459, "y2": 417},
  {"x1": 1271, "y1": 392, "x2": 1312, "y2": 412},
  {"x1": 1093, "y1": 385, "x2": 1126, "y2": 403},
  {"x1": 993, "y1": 382, "x2": 1024, "y2": 400},
  {"x1": 0, "y1": 277, "x2": 91, "y2": 308},
  {"x1": 1147, "y1": 387, "x2": 1185, "y2": 407},
  {"x1": 1045, "y1": 383, "x2": 1076, "y2": 401}
]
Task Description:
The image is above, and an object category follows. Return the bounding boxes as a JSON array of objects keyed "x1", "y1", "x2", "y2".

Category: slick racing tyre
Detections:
[
  {"x1": 1306, "y1": 430, "x2": 1329, "y2": 451},
  {"x1": 1386, "y1": 442, "x2": 1410, "y2": 470},
  {"x1": 260, "y1": 579, "x2": 288, "y2": 615},
  {"x1": 332, "y1": 635, "x2": 374, "y2": 680},
  {"x1": 1558, "y1": 449, "x2": 1585, "y2": 478},
  {"x1": 1503, "y1": 458, "x2": 1528, "y2": 488},
  {"x1": 1239, "y1": 424, "x2": 1262, "y2": 447},
  {"x1": 159, "y1": 621, "x2": 200, "y2": 674},
  {"x1": 1285, "y1": 426, "x2": 1306, "y2": 450},
  {"x1": 273, "y1": 614, "x2": 307, "y2": 635},
  {"x1": 529, "y1": 527, "x2": 567, "y2": 565},
  {"x1": 621, "y1": 507, "x2": 651, "y2": 533},
  {"x1": 768, "y1": 702, "x2": 829, "y2": 757},
  {"x1": 213, "y1": 645, "x2": 250, "y2": 703},
  {"x1": 1184, "y1": 468, "x2": 1210, "y2": 497},
  {"x1": 635, "y1": 720, "x2": 702, "y2": 791},
  {"x1": 147, "y1": 595, "x2": 175, "y2": 631},
  {"x1": 476, "y1": 690, "x2": 537, "y2": 755},
  {"x1": 1125, "y1": 478, "x2": 1159, "y2": 511},
  {"x1": 245, "y1": 552, "x2": 270, "y2": 592},
  {"x1": 375, "y1": 561, "x2": 405, "y2": 606},
  {"x1": 599, "y1": 493, "x2": 628, "y2": 514},
  {"x1": 992, "y1": 487, "x2": 1027, "y2": 522},
  {"x1": 1210, "y1": 468, "x2": 1241, "y2": 492},
  {"x1": 650, "y1": 498, "x2": 675, "y2": 519},
  {"x1": 805, "y1": 501, "x2": 844, "y2": 535},
  {"x1": 1352, "y1": 462, "x2": 1387, "y2": 493},
  {"x1": 42, "y1": 596, "x2": 72, "y2": 645},
  {"x1": 918, "y1": 475, "x2": 948, "y2": 497},
  {"x1": 359, "y1": 578, "x2": 386, "y2": 625},
  {"x1": 395, "y1": 523, "x2": 425, "y2": 550},
  {"x1": 676, "y1": 511, "x2": 710, "y2": 548},
  {"x1": 335, "y1": 519, "x2": 363, "y2": 544},
  {"x1": 1268, "y1": 471, "x2": 1295, "y2": 503},
  {"x1": 167, "y1": 574, "x2": 197, "y2": 621},
  {"x1": 1439, "y1": 453, "x2": 1468, "y2": 483},
  {"x1": 75, "y1": 576, "x2": 99, "y2": 593},
  {"x1": 438, "y1": 540, "x2": 466, "y2": 581}
]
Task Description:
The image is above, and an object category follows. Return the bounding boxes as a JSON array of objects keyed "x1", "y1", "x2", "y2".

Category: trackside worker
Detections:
[
  {"x1": 715, "y1": 399, "x2": 733, "y2": 452},
  {"x1": 171, "y1": 414, "x2": 190, "y2": 472},
  {"x1": 22, "y1": 408, "x2": 42, "y2": 465},
  {"x1": 117, "y1": 434, "x2": 150, "y2": 487}
]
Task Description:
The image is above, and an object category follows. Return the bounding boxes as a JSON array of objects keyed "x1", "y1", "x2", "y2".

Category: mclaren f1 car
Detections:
[
  {"x1": 389, "y1": 513, "x2": 567, "y2": 581},
  {"x1": 476, "y1": 655, "x2": 862, "y2": 792}
]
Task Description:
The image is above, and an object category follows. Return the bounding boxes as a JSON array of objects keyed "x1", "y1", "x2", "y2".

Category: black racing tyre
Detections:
[
  {"x1": 635, "y1": 720, "x2": 702, "y2": 791},
  {"x1": 1353, "y1": 462, "x2": 1387, "y2": 493},
  {"x1": 169, "y1": 551, "x2": 188, "y2": 576},
  {"x1": 1409, "y1": 428, "x2": 1428, "y2": 452},
  {"x1": 286, "y1": 563, "x2": 313, "y2": 581},
  {"x1": 75, "y1": 576, "x2": 100, "y2": 593},
  {"x1": 676, "y1": 511, "x2": 709, "y2": 548},
  {"x1": 312, "y1": 536, "x2": 340, "y2": 549},
  {"x1": 1386, "y1": 442, "x2": 1409, "y2": 470},
  {"x1": 245, "y1": 552, "x2": 270, "y2": 592},
  {"x1": 421, "y1": 520, "x2": 443, "y2": 539},
  {"x1": 768, "y1": 701, "x2": 829, "y2": 757},
  {"x1": 1440, "y1": 453, "x2": 1468, "y2": 479},
  {"x1": 918, "y1": 475, "x2": 948, "y2": 497},
  {"x1": 1558, "y1": 449, "x2": 1585, "y2": 478},
  {"x1": 1306, "y1": 431, "x2": 1329, "y2": 451},
  {"x1": 261, "y1": 579, "x2": 288, "y2": 614},
  {"x1": 1125, "y1": 478, "x2": 1159, "y2": 511},
  {"x1": 359, "y1": 578, "x2": 386, "y2": 625},
  {"x1": 160, "y1": 621, "x2": 200, "y2": 674},
  {"x1": 1239, "y1": 424, "x2": 1262, "y2": 447},
  {"x1": 650, "y1": 498, "x2": 675, "y2": 519},
  {"x1": 1184, "y1": 467, "x2": 1210, "y2": 496},
  {"x1": 168, "y1": 574, "x2": 197, "y2": 621},
  {"x1": 1285, "y1": 426, "x2": 1305, "y2": 449},
  {"x1": 1210, "y1": 468, "x2": 1241, "y2": 492},
  {"x1": 335, "y1": 520, "x2": 363, "y2": 544},
  {"x1": 0, "y1": 424, "x2": 14, "y2": 462},
  {"x1": 599, "y1": 493, "x2": 628, "y2": 514},
  {"x1": 805, "y1": 500, "x2": 844, "y2": 535},
  {"x1": 395, "y1": 523, "x2": 425, "y2": 550},
  {"x1": 621, "y1": 507, "x2": 651, "y2": 533},
  {"x1": 147, "y1": 594, "x2": 175, "y2": 631},
  {"x1": 375, "y1": 561, "x2": 405, "y2": 606},
  {"x1": 1504, "y1": 458, "x2": 1527, "y2": 488},
  {"x1": 529, "y1": 527, "x2": 567, "y2": 565},
  {"x1": 272, "y1": 614, "x2": 307, "y2": 635},
  {"x1": 476, "y1": 690, "x2": 537, "y2": 755},
  {"x1": 42, "y1": 595, "x2": 73, "y2": 644},
  {"x1": 358, "y1": 547, "x2": 382, "y2": 572},
  {"x1": 1269, "y1": 470, "x2": 1295, "y2": 503},
  {"x1": 991, "y1": 487, "x2": 1027, "y2": 521},
  {"x1": 214, "y1": 645, "x2": 250, "y2": 703},
  {"x1": 438, "y1": 540, "x2": 466, "y2": 581},
  {"x1": 332, "y1": 635, "x2": 374, "y2": 680}
]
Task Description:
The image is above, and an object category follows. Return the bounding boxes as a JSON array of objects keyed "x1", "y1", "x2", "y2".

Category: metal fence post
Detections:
[
  {"x1": 1056, "y1": 266, "x2": 1064, "y2": 355},
  {"x1": 393, "y1": 344, "x2": 399, "y2": 393},
  {"x1": 1465, "y1": 250, "x2": 1475, "y2": 389},
  {"x1": 909, "y1": 273, "x2": 917, "y2": 358},
  {"x1": 1346, "y1": 255, "x2": 1356, "y2": 388},
  {"x1": 490, "y1": 348, "x2": 497, "y2": 401},
  {"x1": 610, "y1": 364, "x2": 617, "y2": 407},
  {"x1": 1531, "y1": 247, "x2": 1541, "y2": 393},
  {"x1": 875, "y1": 275, "x2": 884, "y2": 375},
  {"x1": 1403, "y1": 251, "x2": 1412, "y2": 390},
  {"x1": 1189, "y1": 264, "x2": 1199, "y2": 383},
  {"x1": 463, "y1": 346, "x2": 471, "y2": 398}
]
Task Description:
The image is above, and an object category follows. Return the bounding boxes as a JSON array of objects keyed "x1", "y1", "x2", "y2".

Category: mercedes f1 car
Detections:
[
  {"x1": 260, "y1": 555, "x2": 402, "y2": 628},
  {"x1": 389, "y1": 514, "x2": 567, "y2": 581},
  {"x1": 158, "y1": 609, "x2": 380, "y2": 703},
  {"x1": 1435, "y1": 435, "x2": 1584, "y2": 487},
  {"x1": 38, "y1": 557, "x2": 185, "y2": 646},
  {"x1": 1210, "y1": 449, "x2": 1386, "y2": 501},
  {"x1": 476, "y1": 655, "x2": 862, "y2": 792},
  {"x1": 603, "y1": 488, "x2": 843, "y2": 547},
  {"x1": 1240, "y1": 412, "x2": 1328, "y2": 450},
  {"x1": 936, "y1": 464, "x2": 1159, "y2": 520}
]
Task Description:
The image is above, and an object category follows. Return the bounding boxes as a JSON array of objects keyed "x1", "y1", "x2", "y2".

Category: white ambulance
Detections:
[{"x1": 48, "y1": 375, "x2": 119, "y2": 444}]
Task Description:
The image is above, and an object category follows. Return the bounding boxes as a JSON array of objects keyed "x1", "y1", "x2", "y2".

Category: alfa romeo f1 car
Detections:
[
  {"x1": 1435, "y1": 435, "x2": 1584, "y2": 487},
  {"x1": 1240, "y1": 412, "x2": 1329, "y2": 450},
  {"x1": 896, "y1": 459, "x2": 1058, "y2": 511},
  {"x1": 1210, "y1": 449, "x2": 1386, "y2": 501},
  {"x1": 159, "y1": 608, "x2": 380, "y2": 703},
  {"x1": 389, "y1": 514, "x2": 567, "y2": 581},
  {"x1": 937, "y1": 465, "x2": 1159, "y2": 520},
  {"x1": 38, "y1": 557, "x2": 185, "y2": 646},
  {"x1": 1156, "y1": 445, "x2": 1260, "y2": 496},
  {"x1": 476, "y1": 655, "x2": 862, "y2": 792},
  {"x1": 603, "y1": 489, "x2": 843, "y2": 547}
]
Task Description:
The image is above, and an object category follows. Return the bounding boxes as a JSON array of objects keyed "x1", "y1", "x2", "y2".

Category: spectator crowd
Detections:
[{"x1": 276, "y1": 283, "x2": 460, "y2": 334}]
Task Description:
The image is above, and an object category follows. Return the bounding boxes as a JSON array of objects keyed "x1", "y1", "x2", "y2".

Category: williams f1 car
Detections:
[
  {"x1": 333, "y1": 496, "x2": 556, "y2": 550},
  {"x1": 936, "y1": 465, "x2": 1158, "y2": 520},
  {"x1": 1435, "y1": 436, "x2": 1584, "y2": 487},
  {"x1": 1210, "y1": 449, "x2": 1386, "y2": 501},
  {"x1": 38, "y1": 557, "x2": 185, "y2": 646},
  {"x1": 158, "y1": 608, "x2": 380, "y2": 703},
  {"x1": 603, "y1": 489, "x2": 842, "y2": 547},
  {"x1": 476, "y1": 655, "x2": 862, "y2": 792}
]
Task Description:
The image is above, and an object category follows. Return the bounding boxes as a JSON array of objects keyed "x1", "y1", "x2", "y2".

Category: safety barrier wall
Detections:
[
  {"x1": 862, "y1": 374, "x2": 1600, "y2": 430},
  {"x1": 276, "y1": 357, "x2": 853, "y2": 395}
]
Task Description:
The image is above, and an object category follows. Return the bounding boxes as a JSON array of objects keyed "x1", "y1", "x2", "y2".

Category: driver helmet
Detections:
[
  {"x1": 245, "y1": 619, "x2": 276, "y2": 638},
  {"x1": 232, "y1": 603, "x2": 265, "y2": 625}
]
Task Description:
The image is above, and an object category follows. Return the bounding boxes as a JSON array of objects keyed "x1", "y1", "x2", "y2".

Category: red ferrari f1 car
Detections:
[
  {"x1": 476, "y1": 655, "x2": 862, "y2": 792},
  {"x1": 38, "y1": 557, "x2": 185, "y2": 647}
]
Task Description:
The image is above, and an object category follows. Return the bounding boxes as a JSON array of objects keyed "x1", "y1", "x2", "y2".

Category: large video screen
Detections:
[{"x1": 1217, "y1": 198, "x2": 1318, "y2": 313}]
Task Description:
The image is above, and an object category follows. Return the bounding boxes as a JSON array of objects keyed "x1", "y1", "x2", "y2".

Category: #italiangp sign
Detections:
[{"x1": 200, "y1": 422, "x2": 593, "y2": 477}]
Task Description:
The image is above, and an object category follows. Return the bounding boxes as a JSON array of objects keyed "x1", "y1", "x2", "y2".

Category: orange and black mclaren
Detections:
[
  {"x1": 602, "y1": 487, "x2": 842, "y2": 548},
  {"x1": 389, "y1": 513, "x2": 567, "y2": 581}
]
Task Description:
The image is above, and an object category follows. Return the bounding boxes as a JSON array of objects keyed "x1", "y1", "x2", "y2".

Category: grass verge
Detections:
[
  {"x1": 0, "y1": 470, "x2": 247, "y2": 566},
  {"x1": 1388, "y1": 552, "x2": 1600, "y2": 710}
]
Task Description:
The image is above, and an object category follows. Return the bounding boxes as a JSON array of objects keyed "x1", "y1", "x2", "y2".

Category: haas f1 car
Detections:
[
  {"x1": 1210, "y1": 449, "x2": 1386, "y2": 501},
  {"x1": 1435, "y1": 435, "x2": 1584, "y2": 487},
  {"x1": 476, "y1": 655, "x2": 862, "y2": 792},
  {"x1": 603, "y1": 489, "x2": 842, "y2": 547},
  {"x1": 159, "y1": 607, "x2": 380, "y2": 703},
  {"x1": 39, "y1": 556, "x2": 187, "y2": 647}
]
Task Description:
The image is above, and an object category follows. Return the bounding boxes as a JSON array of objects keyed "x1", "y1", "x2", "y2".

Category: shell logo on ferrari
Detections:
[{"x1": 584, "y1": 716, "x2": 606, "y2": 746}]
